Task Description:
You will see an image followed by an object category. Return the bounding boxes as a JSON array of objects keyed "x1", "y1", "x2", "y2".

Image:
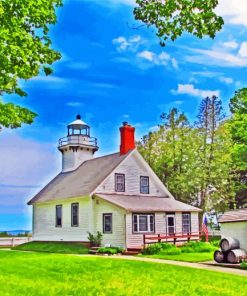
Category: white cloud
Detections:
[
  {"x1": 223, "y1": 41, "x2": 239, "y2": 49},
  {"x1": 217, "y1": 0, "x2": 247, "y2": 27},
  {"x1": 238, "y1": 42, "x2": 247, "y2": 57},
  {"x1": 192, "y1": 71, "x2": 223, "y2": 78},
  {"x1": 137, "y1": 50, "x2": 178, "y2": 69},
  {"x1": 66, "y1": 102, "x2": 84, "y2": 107},
  {"x1": 219, "y1": 76, "x2": 234, "y2": 84},
  {"x1": 186, "y1": 48, "x2": 247, "y2": 67},
  {"x1": 137, "y1": 50, "x2": 155, "y2": 62},
  {"x1": 68, "y1": 62, "x2": 91, "y2": 70},
  {"x1": 84, "y1": 0, "x2": 135, "y2": 6},
  {"x1": 172, "y1": 84, "x2": 220, "y2": 98},
  {"x1": 112, "y1": 35, "x2": 143, "y2": 52},
  {"x1": 0, "y1": 133, "x2": 59, "y2": 214},
  {"x1": 30, "y1": 76, "x2": 68, "y2": 83}
]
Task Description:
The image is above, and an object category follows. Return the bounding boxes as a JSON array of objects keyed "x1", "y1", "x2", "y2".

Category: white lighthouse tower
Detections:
[{"x1": 58, "y1": 115, "x2": 98, "y2": 172}]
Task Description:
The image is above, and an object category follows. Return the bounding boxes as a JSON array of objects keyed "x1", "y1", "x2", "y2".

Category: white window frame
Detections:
[
  {"x1": 182, "y1": 213, "x2": 191, "y2": 234},
  {"x1": 140, "y1": 176, "x2": 149, "y2": 194},
  {"x1": 71, "y1": 203, "x2": 79, "y2": 227},
  {"x1": 166, "y1": 214, "x2": 175, "y2": 235},
  {"x1": 115, "y1": 173, "x2": 125, "y2": 192},
  {"x1": 103, "y1": 213, "x2": 112, "y2": 234},
  {"x1": 133, "y1": 214, "x2": 155, "y2": 233}
]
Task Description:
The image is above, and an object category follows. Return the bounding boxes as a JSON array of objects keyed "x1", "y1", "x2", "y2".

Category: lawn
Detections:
[
  {"x1": 0, "y1": 251, "x2": 246, "y2": 296},
  {"x1": 13, "y1": 241, "x2": 89, "y2": 254},
  {"x1": 141, "y1": 251, "x2": 214, "y2": 262}
]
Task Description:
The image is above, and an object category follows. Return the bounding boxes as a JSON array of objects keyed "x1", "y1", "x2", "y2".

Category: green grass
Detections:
[
  {"x1": 13, "y1": 241, "x2": 89, "y2": 254},
  {"x1": 0, "y1": 251, "x2": 246, "y2": 296},
  {"x1": 141, "y1": 251, "x2": 215, "y2": 262}
]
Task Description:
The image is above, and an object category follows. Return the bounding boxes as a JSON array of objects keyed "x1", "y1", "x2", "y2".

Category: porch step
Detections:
[
  {"x1": 90, "y1": 246, "x2": 100, "y2": 250},
  {"x1": 89, "y1": 249, "x2": 98, "y2": 254},
  {"x1": 122, "y1": 250, "x2": 140, "y2": 256}
]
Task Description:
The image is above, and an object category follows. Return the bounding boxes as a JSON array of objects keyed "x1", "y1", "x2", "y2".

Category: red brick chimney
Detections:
[{"x1": 120, "y1": 122, "x2": 136, "y2": 155}]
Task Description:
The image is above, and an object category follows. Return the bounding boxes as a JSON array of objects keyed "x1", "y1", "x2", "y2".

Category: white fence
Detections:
[{"x1": 0, "y1": 237, "x2": 32, "y2": 247}]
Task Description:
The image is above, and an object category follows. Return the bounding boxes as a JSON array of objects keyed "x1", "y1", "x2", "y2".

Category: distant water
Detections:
[{"x1": 0, "y1": 230, "x2": 31, "y2": 235}]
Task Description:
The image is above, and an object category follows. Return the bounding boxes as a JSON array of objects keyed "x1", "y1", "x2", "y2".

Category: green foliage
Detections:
[
  {"x1": 87, "y1": 231, "x2": 103, "y2": 247},
  {"x1": 240, "y1": 261, "x2": 247, "y2": 270},
  {"x1": 0, "y1": 0, "x2": 62, "y2": 129},
  {"x1": 1, "y1": 251, "x2": 247, "y2": 295},
  {"x1": 229, "y1": 88, "x2": 247, "y2": 170},
  {"x1": 134, "y1": 0, "x2": 224, "y2": 46},
  {"x1": 98, "y1": 247, "x2": 118, "y2": 255},
  {"x1": 138, "y1": 99, "x2": 235, "y2": 211},
  {"x1": 208, "y1": 239, "x2": 220, "y2": 248},
  {"x1": 13, "y1": 241, "x2": 89, "y2": 254},
  {"x1": 160, "y1": 243, "x2": 181, "y2": 255},
  {"x1": 181, "y1": 241, "x2": 216, "y2": 253},
  {"x1": 142, "y1": 243, "x2": 162, "y2": 255},
  {"x1": 0, "y1": 101, "x2": 37, "y2": 128}
]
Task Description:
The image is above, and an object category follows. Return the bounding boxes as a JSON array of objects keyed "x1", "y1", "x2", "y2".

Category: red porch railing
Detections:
[{"x1": 143, "y1": 232, "x2": 201, "y2": 248}]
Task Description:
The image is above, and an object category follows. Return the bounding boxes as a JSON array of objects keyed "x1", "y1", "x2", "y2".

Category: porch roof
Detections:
[{"x1": 95, "y1": 193, "x2": 202, "y2": 212}]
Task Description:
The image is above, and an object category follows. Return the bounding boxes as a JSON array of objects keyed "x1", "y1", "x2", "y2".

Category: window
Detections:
[
  {"x1": 115, "y1": 173, "x2": 125, "y2": 192},
  {"x1": 182, "y1": 213, "x2": 191, "y2": 234},
  {"x1": 56, "y1": 205, "x2": 62, "y2": 227},
  {"x1": 71, "y1": 203, "x2": 79, "y2": 227},
  {"x1": 103, "y1": 214, "x2": 112, "y2": 233},
  {"x1": 166, "y1": 214, "x2": 175, "y2": 235},
  {"x1": 133, "y1": 214, "x2": 154, "y2": 233},
  {"x1": 140, "y1": 176, "x2": 149, "y2": 194}
]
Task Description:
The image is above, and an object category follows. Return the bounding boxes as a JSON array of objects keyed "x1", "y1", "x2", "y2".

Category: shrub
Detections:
[
  {"x1": 160, "y1": 243, "x2": 181, "y2": 255},
  {"x1": 98, "y1": 247, "x2": 117, "y2": 255},
  {"x1": 209, "y1": 240, "x2": 220, "y2": 248},
  {"x1": 87, "y1": 231, "x2": 103, "y2": 247},
  {"x1": 181, "y1": 241, "x2": 215, "y2": 253},
  {"x1": 142, "y1": 244, "x2": 162, "y2": 255},
  {"x1": 240, "y1": 261, "x2": 247, "y2": 270}
]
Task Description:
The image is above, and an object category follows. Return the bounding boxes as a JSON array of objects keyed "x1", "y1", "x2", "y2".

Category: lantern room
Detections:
[
  {"x1": 67, "y1": 114, "x2": 90, "y2": 137},
  {"x1": 58, "y1": 114, "x2": 98, "y2": 172}
]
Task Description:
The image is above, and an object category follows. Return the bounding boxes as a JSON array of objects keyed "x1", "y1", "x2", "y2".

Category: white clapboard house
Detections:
[{"x1": 28, "y1": 115, "x2": 201, "y2": 249}]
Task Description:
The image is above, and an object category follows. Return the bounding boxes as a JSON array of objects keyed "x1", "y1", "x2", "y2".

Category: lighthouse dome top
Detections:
[{"x1": 68, "y1": 114, "x2": 89, "y2": 129}]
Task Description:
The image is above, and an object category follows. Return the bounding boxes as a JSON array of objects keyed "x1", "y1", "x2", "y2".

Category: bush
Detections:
[
  {"x1": 98, "y1": 247, "x2": 117, "y2": 255},
  {"x1": 209, "y1": 240, "x2": 220, "y2": 248},
  {"x1": 181, "y1": 241, "x2": 216, "y2": 253},
  {"x1": 142, "y1": 244, "x2": 162, "y2": 255},
  {"x1": 87, "y1": 231, "x2": 102, "y2": 247},
  {"x1": 159, "y1": 243, "x2": 181, "y2": 255},
  {"x1": 240, "y1": 261, "x2": 247, "y2": 270}
]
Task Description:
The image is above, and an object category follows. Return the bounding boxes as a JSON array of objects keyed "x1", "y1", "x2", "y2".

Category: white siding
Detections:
[
  {"x1": 97, "y1": 153, "x2": 165, "y2": 196},
  {"x1": 33, "y1": 197, "x2": 91, "y2": 241},
  {"x1": 93, "y1": 197, "x2": 126, "y2": 248},
  {"x1": 62, "y1": 148, "x2": 93, "y2": 172},
  {"x1": 126, "y1": 212, "x2": 199, "y2": 248},
  {"x1": 221, "y1": 221, "x2": 247, "y2": 251}
]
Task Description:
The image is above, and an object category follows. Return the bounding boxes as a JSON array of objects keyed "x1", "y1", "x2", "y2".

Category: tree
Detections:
[
  {"x1": 0, "y1": 0, "x2": 62, "y2": 129},
  {"x1": 229, "y1": 88, "x2": 247, "y2": 208},
  {"x1": 134, "y1": 0, "x2": 224, "y2": 46},
  {"x1": 229, "y1": 88, "x2": 247, "y2": 169},
  {"x1": 138, "y1": 100, "x2": 235, "y2": 211}
]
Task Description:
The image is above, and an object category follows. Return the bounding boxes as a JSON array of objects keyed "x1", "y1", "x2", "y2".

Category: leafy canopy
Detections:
[
  {"x1": 0, "y1": 0, "x2": 62, "y2": 128},
  {"x1": 134, "y1": 0, "x2": 224, "y2": 46}
]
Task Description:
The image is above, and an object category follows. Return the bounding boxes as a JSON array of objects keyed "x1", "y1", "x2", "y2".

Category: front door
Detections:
[{"x1": 167, "y1": 214, "x2": 175, "y2": 235}]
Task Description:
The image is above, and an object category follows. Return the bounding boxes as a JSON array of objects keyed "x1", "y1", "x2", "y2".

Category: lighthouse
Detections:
[{"x1": 58, "y1": 115, "x2": 98, "y2": 172}]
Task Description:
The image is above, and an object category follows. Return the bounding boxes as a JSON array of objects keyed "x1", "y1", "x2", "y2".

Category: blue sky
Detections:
[{"x1": 1, "y1": 0, "x2": 247, "y2": 230}]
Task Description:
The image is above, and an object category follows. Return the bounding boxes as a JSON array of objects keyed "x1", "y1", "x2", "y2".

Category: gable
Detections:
[
  {"x1": 28, "y1": 152, "x2": 130, "y2": 205},
  {"x1": 94, "y1": 149, "x2": 173, "y2": 198}
]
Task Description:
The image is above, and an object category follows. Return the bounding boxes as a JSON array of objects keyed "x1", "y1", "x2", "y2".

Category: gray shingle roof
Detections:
[
  {"x1": 28, "y1": 152, "x2": 129, "y2": 205},
  {"x1": 218, "y1": 208, "x2": 247, "y2": 223},
  {"x1": 95, "y1": 193, "x2": 202, "y2": 212}
]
